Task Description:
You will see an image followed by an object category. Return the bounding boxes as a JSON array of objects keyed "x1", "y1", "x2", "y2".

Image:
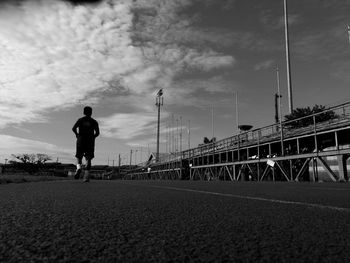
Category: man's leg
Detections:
[
  {"x1": 75, "y1": 137, "x2": 84, "y2": 179},
  {"x1": 83, "y1": 141, "x2": 94, "y2": 182},
  {"x1": 75, "y1": 157, "x2": 83, "y2": 179},
  {"x1": 83, "y1": 157, "x2": 91, "y2": 182}
]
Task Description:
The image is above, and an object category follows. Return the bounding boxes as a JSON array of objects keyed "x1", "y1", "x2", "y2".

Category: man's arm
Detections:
[
  {"x1": 94, "y1": 121, "x2": 100, "y2": 138},
  {"x1": 72, "y1": 120, "x2": 79, "y2": 137}
]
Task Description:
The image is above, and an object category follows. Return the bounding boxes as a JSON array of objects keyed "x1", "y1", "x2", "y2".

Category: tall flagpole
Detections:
[
  {"x1": 284, "y1": 0, "x2": 293, "y2": 113},
  {"x1": 155, "y1": 89, "x2": 163, "y2": 162}
]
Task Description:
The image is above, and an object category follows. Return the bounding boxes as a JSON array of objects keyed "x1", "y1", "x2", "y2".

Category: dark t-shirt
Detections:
[{"x1": 73, "y1": 116, "x2": 99, "y2": 140}]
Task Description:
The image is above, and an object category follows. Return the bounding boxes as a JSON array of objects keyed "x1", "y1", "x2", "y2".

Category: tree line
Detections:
[{"x1": 8, "y1": 153, "x2": 52, "y2": 174}]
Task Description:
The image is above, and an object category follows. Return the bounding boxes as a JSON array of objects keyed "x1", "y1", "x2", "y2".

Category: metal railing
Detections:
[{"x1": 176, "y1": 102, "x2": 350, "y2": 161}]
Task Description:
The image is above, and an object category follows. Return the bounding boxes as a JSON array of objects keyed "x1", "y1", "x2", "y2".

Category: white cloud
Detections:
[
  {"x1": 0, "y1": 0, "x2": 141, "y2": 127},
  {"x1": 0, "y1": 0, "x2": 235, "y2": 144},
  {"x1": 183, "y1": 49, "x2": 234, "y2": 71},
  {"x1": 92, "y1": 0, "x2": 236, "y2": 142},
  {"x1": 165, "y1": 75, "x2": 239, "y2": 107},
  {"x1": 98, "y1": 74, "x2": 238, "y2": 142},
  {"x1": 99, "y1": 111, "x2": 170, "y2": 140},
  {"x1": 254, "y1": 60, "x2": 275, "y2": 71}
]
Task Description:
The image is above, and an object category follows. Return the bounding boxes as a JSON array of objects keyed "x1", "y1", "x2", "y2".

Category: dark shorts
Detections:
[{"x1": 75, "y1": 136, "x2": 95, "y2": 159}]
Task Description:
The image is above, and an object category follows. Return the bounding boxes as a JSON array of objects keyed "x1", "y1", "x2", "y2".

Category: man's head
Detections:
[{"x1": 83, "y1": 106, "x2": 92, "y2": 117}]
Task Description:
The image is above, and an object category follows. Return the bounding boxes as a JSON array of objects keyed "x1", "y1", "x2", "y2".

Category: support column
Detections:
[
  {"x1": 311, "y1": 158, "x2": 317, "y2": 182},
  {"x1": 233, "y1": 165, "x2": 236, "y2": 181},
  {"x1": 337, "y1": 154, "x2": 348, "y2": 182}
]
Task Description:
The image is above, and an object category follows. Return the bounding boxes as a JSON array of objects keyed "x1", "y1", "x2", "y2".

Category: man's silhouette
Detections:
[{"x1": 72, "y1": 106, "x2": 100, "y2": 182}]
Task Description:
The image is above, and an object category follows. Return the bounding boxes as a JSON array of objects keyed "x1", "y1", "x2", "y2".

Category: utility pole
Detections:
[
  {"x1": 276, "y1": 66, "x2": 282, "y2": 125},
  {"x1": 167, "y1": 121, "x2": 171, "y2": 153},
  {"x1": 234, "y1": 92, "x2": 239, "y2": 134},
  {"x1": 275, "y1": 93, "x2": 279, "y2": 124},
  {"x1": 275, "y1": 66, "x2": 282, "y2": 124},
  {"x1": 276, "y1": 65, "x2": 284, "y2": 156},
  {"x1": 188, "y1": 120, "x2": 191, "y2": 150},
  {"x1": 168, "y1": 120, "x2": 171, "y2": 153},
  {"x1": 180, "y1": 116, "x2": 183, "y2": 152},
  {"x1": 168, "y1": 122, "x2": 171, "y2": 153},
  {"x1": 172, "y1": 114, "x2": 175, "y2": 154},
  {"x1": 165, "y1": 122, "x2": 168, "y2": 154},
  {"x1": 156, "y1": 89, "x2": 163, "y2": 162},
  {"x1": 129, "y1": 149, "x2": 132, "y2": 167},
  {"x1": 140, "y1": 146, "x2": 143, "y2": 163},
  {"x1": 176, "y1": 118, "x2": 179, "y2": 152},
  {"x1": 118, "y1": 154, "x2": 121, "y2": 175},
  {"x1": 211, "y1": 105, "x2": 214, "y2": 139},
  {"x1": 348, "y1": 25, "x2": 350, "y2": 45},
  {"x1": 284, "y1": 0, "x2": 293, "y2": 113}
]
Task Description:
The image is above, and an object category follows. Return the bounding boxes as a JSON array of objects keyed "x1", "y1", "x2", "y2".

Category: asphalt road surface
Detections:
[{"x1": 1, "y1": 180, "x2": 350, "y2": 262}]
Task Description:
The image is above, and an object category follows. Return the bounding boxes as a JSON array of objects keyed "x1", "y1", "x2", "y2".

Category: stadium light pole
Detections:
[
  {"x1": 156, "y1": 89, "x2": 163, "y2": 162},
  {"x1": 284, "y1": 0, "x2": 293, "y2": 114}
]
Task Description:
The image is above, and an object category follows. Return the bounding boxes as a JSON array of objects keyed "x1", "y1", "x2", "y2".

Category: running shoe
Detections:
[{"x1": 74, "y1": 168, "x2": 82, "y2": 179}]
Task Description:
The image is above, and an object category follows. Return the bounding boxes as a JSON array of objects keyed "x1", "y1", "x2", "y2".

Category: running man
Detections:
[{"x1": 72, "y1": 106, "x2": 100, "y2": 182}]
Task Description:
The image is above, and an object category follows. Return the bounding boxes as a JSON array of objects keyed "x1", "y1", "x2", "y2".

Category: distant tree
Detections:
[
  {"x1": 284, "y1": 104, "x2": 337, "y2": 128},
  {"x1": 203, "y1": 137, "x2": 216, "y2": 144},
  {"x1": 11, "y1": 153, "x2": 52, "y2": 174},
  {"x1": 312, "y1": 105, "x2": 337, "y2": 123},
  {"x1": 35, "y1": 154, "x2": 51, "y2": 165}
]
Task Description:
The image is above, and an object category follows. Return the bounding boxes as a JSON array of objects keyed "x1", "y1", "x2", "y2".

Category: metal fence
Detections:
[{"x1": 170, "y1": 102, "x2": 350, "y2": 161}]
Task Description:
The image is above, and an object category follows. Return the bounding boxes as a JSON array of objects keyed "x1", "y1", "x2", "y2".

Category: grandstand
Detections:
[{"x1": 127, "y1": 102, "x2": 350, "y2": 182}]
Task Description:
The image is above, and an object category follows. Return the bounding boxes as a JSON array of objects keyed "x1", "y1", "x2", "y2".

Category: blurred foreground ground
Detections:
[
  {"x1": 0, "y1": 174, "x2": 69, "y2": 184},
  {"x1": 0, "y1": 180, "x2": 349, "y2": 262}
]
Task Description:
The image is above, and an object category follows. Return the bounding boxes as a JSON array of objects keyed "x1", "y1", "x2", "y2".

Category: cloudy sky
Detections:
[{"x1": 0, "y1": 0, "x2": 349, "y2": 165}]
